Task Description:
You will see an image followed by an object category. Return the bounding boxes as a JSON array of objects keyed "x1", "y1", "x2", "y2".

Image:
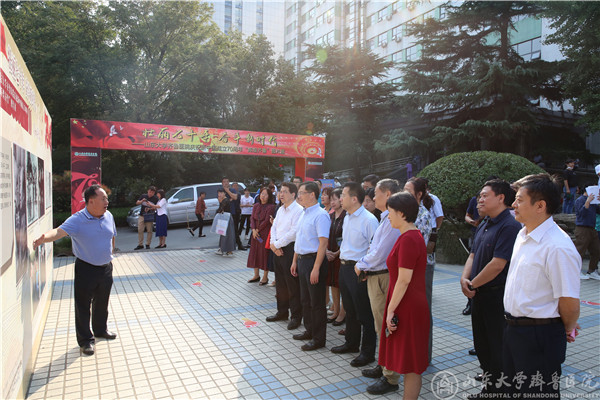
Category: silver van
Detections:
[{"x1": 126, "y1": 182, "x2": 246, "y2": 228}]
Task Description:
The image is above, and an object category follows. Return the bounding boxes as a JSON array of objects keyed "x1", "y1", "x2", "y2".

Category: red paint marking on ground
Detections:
[
  {"x1": 198, "y1": 259, "x2": 206, "y2": 263},
  {"x1": 581, "y1": 300, "x2": 600, "y2": 306},
  {"x1": 241, "y1": 318, "x2": 259, "y2": 328},
  {"x1": 192, "y1": 281, "x2": 203, "y2": 287}
]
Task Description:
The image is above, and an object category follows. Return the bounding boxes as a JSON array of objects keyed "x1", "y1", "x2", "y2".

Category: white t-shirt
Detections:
[
  {"x1": 240, "y1": 195, "x2": 254, "y2": 215},
  {"x1": 156, "y1": 198, "x2": 167, "y2": 216},
  {"x1": 504, "y1": 217, "x2": 581, "y2": 318}
]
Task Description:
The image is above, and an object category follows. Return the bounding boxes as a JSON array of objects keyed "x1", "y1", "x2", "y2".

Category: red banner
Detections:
[
  {"x1": 71, "y1": 119, "x2": 325, "y2": 159},
  {"x1": 71, "y1": 147, "x2": 101, "y2": 213},
  {"x1": 1, "y1": 70, "x2": 30, "y2": 133}
]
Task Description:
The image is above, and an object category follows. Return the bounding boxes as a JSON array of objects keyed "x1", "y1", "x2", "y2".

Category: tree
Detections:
[
  {"x1": 304, "y1": 45, "x2": 397, "y2": 172},
  {"x1": 544, "y1": 2, "x2": 600, "y2": 133},
  {"x1": 381, "y1": 1, "x2": 563, "y2": 158}
]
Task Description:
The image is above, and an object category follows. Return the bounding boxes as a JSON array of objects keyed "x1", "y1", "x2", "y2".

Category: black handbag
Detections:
[{"x1": 143, "y1": 212, "x2": 156, "y2": 222}]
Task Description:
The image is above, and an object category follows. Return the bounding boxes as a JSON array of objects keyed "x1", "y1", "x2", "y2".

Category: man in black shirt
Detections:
[
  {"x1": 134, "y1": 186, "x2": 157, "y2": 250},
  {"x1": 563, "y1": 159, "x2": 578, "y2": 214}
]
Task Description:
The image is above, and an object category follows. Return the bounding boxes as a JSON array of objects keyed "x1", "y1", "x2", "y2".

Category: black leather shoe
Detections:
[
  {"x1": 474, "y1": 373, "x2": 483, "y2": 382},
  {"x1": 366, "y1": 376, "x2": 398, "y2": 395},
  {"x1": 145, "y1": 245, "x2": 150, "y2": 249},
  {"x1": 134, "y1": 245, "x2": 143, "y2": 250},
  {"x1": 468, "y1": 348, "x2": 477, "y2": 356},
  {"x1": 96, "y1": 331, "x2": 117, "y2": 340},
  {"x1": 81, "y1": 343, "x2": 95, "y2": 355},
  {"x1": 287, "y1": 318, "x2": 301, "y2": 330},
  {"x1": 362, "y1": 365, "x2": 383, "y2": 379},
  {"x1": 301, "y1": 340, "x2": 325, "y2": 351},
  {"x1": 332, "y1": 318, "x2": 345, "y2": 326},
  {"x1": 350, "y1": 354, "x2": 375, "y2": 367},
  {"x1": 293, "y1": 331, "x2": 312, "y2": 341},
  {"x1": 462, "y1": 304, "x2": 472, "y2": 315},
  {"x1": 266, "y1": 314, "x2": 288, "y2": 322},
  {"x1": 331, "y1": 343, "x2": 360, "y2": 354}
]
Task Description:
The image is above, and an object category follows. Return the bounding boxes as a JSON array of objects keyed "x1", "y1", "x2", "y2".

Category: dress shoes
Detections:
[
  {"x1": 287, "y1": 318, "x2": 301, "y2": 330},
  {"x1": 462, "y1": 304, "x2": 472, "y2": 315},
  {"x1": 293, "y1": 331, "x2": 312, "y2": 341},
  {"x1": 331, "y1": 343, "x2": 360, "y2": 354},
  {"x1": 81, "y1": 343, "x2": 95, "y2": 355},
  {"x1": 96, "y1": 331, "x2": 117, "y2": 340},
  {"x1": 301, "y1": 340, "x2": 325, "y2": 351},
  {"x1": 366, "y1": 376, "x2": 399, "y2": 395},
  {"x1": 266, "y1": 314, "x2": 288, "y2": 322},
  {"x1": 332, "y1": 318, "x2": 345, "y2": 326},
  {"x1": 350, "y1": 354, "x2": 375, "y2": 367},
  {"x1": 362, "y1": 365, "x2": 383, "y2": 379},
  {"x1": 468, "y1": 348, "x2": 477, "y2": 356},
  {"x1": 134, "y1": 245, "x2": 143, "y2": 250}
]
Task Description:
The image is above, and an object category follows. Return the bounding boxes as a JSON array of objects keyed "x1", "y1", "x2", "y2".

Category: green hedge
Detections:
[{"x1": 53, "y1": 206, "x2": 132, "y2": 228}]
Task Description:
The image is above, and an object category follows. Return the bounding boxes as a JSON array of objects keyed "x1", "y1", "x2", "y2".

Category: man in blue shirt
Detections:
[
  {"x1": 574, "y1": 188, "x2": 600, "y2": 280},
  {"x1": 33, "y1": 185, "x2": 117, "y2": 356},
  {"x1": 290, "y1": 181, "x2": 330, "y2": 351},
  {"x1": 460, "y1": 179, "x2": 521, "y2": 398},
  {"x1": 332, "y1": 183, "x2": 379, "y2": 367},
  {"x1": 354, "y1": 178, "x2": 401, "y2": 382}
]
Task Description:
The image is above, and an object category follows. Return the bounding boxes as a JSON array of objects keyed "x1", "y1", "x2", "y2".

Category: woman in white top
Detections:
[
  {"x1": 150, "y1": 189, "x2": 168, "y2": 248},
  {"x1": 239, "y1": 188, "x2": 254, "y2": 241}
]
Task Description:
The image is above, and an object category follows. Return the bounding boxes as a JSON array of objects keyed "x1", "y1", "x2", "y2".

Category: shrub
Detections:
[{"x1": 418, "y1": 151, "x2": 545, "y2": 215}]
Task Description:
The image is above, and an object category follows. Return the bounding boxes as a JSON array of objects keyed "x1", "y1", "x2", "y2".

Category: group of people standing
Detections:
[{"x1": 134, "y1": 185, "x2": 168, "y2": 249}]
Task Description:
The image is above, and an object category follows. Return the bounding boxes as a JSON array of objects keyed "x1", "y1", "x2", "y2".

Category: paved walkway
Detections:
[{"x1": 27, "y1": 249, "x2": 600, "y2": 399}]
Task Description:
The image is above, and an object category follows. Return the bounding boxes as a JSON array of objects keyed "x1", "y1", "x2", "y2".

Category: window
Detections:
[
  {"x1": 196, "y1": 185, "x2": 219, "y2": 200},
  {"x1": 174, "y1": 188, "x2": 194, "y2": 203},
  {"x1": 392, "y1": 51, "x2": 403, "y2": 63},
  {"x1": 392, "y1": 24, "x2": 404, "y2": 41},
  {"x1": 405, "y1": 45, "x2": 419, "y2": 61},
  {"x1": 378, "y1": 32, "x2": 388, "y2": 47},
  {"x1": 514, "y1": 37, "x2": 541, "y2": 61}
]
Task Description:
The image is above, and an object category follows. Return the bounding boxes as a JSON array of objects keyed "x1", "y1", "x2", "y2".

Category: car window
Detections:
[
  {"x1": 173, "y1": 187, "x2": 194, "y2": 203},
  {"x1": 198, "y1": 185, "x2": 219, "y2": 199}
]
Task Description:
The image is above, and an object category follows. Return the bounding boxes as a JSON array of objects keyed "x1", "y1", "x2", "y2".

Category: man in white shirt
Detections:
[
  {"x1": 267, "y1": 183, "x2": 304, "y2": 330},
  {"x1": 354, "y1": 179, "x2": 401, "y2": 381},
  {"x1": 503, "y1": 173, "x2": 581, "y2": 398},
  {"x1": 332, "y1": 182, "x2": 379, "y2": 368}
]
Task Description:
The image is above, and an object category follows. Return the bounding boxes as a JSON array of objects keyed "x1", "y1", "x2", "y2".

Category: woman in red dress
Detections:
[
  {"x1": 371, "y1": 192, "x2": 429, "y2": 399},
  {"x1": 247, "y1": 187, "x2": 276, "y2": 284}
]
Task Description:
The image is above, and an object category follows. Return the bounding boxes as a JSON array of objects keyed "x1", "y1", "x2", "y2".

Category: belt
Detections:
[
  {"x1": 504, "y1": 313, "x2": 562, "y2": 326},
  {"x1": 366, "y1": 270, "x2": 388, "y2": 276},
  {"x1": 340, "y1": 259, "x2": 357, "y2": 266},
  {"x1": 297, "y1": 252, "x2": 317, "y2": 259}
]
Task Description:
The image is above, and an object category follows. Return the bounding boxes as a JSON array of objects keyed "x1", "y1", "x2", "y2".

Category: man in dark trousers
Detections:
[
  {"x1": 460, "y1": 179, "x2": 521, "y2": 398},
  {"x1": 267, "y1": 182, "x2": 304, "y2": 329},
  {"x1": 33, "y1": 185, "x2": 117, "y2": 356},
  {"x1": 290, "y1": 181, "x2": 330, "y2": 351},
  {"x1": 221, "y1": 177, "x2": 246, "y2": 250},
  {"x1": 332, "y1": 182, "x2": 379, "y2": 367}
]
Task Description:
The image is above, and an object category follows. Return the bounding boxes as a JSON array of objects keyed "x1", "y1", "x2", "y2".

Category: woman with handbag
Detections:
[
  {"x1": 150, "y1": 189, "x2": 168, "y2": 248},
  {"x1": 216, "y1": 189, "x2": 236, "y2": 256},
  {"x1": 247, "y1": 187, "x2": 276, "y2": 284}
]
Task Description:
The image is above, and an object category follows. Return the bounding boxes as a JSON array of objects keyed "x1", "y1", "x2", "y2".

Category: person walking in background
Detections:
[
  {"x1": 267, "y1": 182, "x2": 304, "y2": 330},
  {"x1": 33, "y1": 185, "x2": 117, "y2": 356},
  {"x1": 504, "y1": 174, "x2": 581, "y2": 397},
  {"x1": 291, "y1": 181, "x2": 330, "y2": 351},
  {"x1": 134, "y1": 186, "x2": 157, "y2": 250},
  {"x1": 239, "y1": 188, "x2": 253, "y2": 241},
  {"x1": 247, "y1": 187, "x2": 276, "y2": 285},
  {"x1": 151, "y1": 189, "x2": 168, "y2": 248},
  {"x1": 459, "y1": 179, "x2": 521, "y2": 398},
  {"x1": 574, "y1": 188, "x2": 600, "y2": 280},
  {"x1": 326, "y1": 188, "x2": 346, "y2": 326},
  {"x1": 216, "y1": 189, "x2": 236, "y2": 256},
  {"x1": 355, "y1": 178, "x2": 401, "y2": 380},
  {"x1": 563, "y1": 159, "x2": 578, "y2": 214},
  {"x1": 189, "y1": 191, "x2": 207, "y2": 238},
  {"x1": 367, "y1": 192, "x2": 429, "y2": 397}
]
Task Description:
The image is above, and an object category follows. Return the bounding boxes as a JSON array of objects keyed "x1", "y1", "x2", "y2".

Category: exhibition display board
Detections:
[{"x1": 1, "y1": 17, "x2": 53, "y2": 400}]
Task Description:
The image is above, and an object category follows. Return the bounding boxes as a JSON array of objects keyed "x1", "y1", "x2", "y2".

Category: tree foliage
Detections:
[
  {"x1": 381, "y1": 1, "x2": 563, "y2": 158},
  {"x1": 544, "y1": 2, "x2": 600, "y2": 133}
]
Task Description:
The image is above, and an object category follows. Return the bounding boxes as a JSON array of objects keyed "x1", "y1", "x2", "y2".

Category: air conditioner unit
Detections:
[
  {"x1": 378, "y1": 16, "x2": 383, "y2": 22},
  {"x1": 386, "y1": 14, "x2": 392, "y2": 20},
  {"x1": 394, "y1": 35, "x2": 402, "y2": 42},
  {"x1": 327, "y1": 16, "x2": 332, "y2": 23},
  {"x1": 381, "y1": 41, "x2": 387, "y2": 47}
]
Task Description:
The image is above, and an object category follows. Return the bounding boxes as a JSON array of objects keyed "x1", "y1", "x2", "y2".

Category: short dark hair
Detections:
[
  {"x1": 217, "y1": 188, "x2": 226, "y2": 194},
  {"x1": 221, "y1": 177, "x2": 229, "y2": 182},
  {"x1": 322, "y1": 187, "x2": 334, "y2": 198},
  {"x1": 200, "y1": 191, "x2": 206, "y2": 196},
  {"x1": 84, "y1": 184, "x2": 102, "y2": 204},
  {"x1": 387, "y1": 192, "x2": 419, "y2": 223},
  {"x1": 243, "y1": 188, "x2": 250, "y2": 192},
  {"x1": 344, "y1": 182, "x2": 366, "y2": 204},
  {"x1": 148, "y1": 185, "x2": 157, "y2": 192},
  {"x1": 362, "y1": 174, "x2": 379, "y2": 187},
  {"x1": 259, "y1": 186, "x2": 275, "y2": 204},
  {"x1": 376, "y1": 178, "x2": 400, "y2": 195},
  {"x1": 300, "y1": 181, "x2": 320, "y2": 199},
  {"x1": 157, "y1": 189, "x2": 165, "y2": 199},
  {"x1": 331, "y1": 188, "x2": 342, "y2": 199},
  {"x1": 365, "y1": 187, "x2": 375, "y2": 201},
  {"x1": 512, "y1": 173, "x2": 562, "y2": 215},
  {"x1": 281, "y1": 182, "x2": 298, "y2": 197},
  {"x1": 292, "y1": 176, "x2": 303, "y2": 182},
  {"x1": 483, "y1": 179, "x2": 515, "y2": 207}
]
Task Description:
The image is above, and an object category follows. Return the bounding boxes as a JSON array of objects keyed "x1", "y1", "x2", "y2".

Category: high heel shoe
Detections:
[
  {"x1": 327, "y1": 315, "x2": 339, "y2": 323},
  {"x1": 259, "y1": 279, "x2": 269, "y2": 286},
  {"x1": 332, "y1": 318, "x2": 345, "y2": 326}
]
